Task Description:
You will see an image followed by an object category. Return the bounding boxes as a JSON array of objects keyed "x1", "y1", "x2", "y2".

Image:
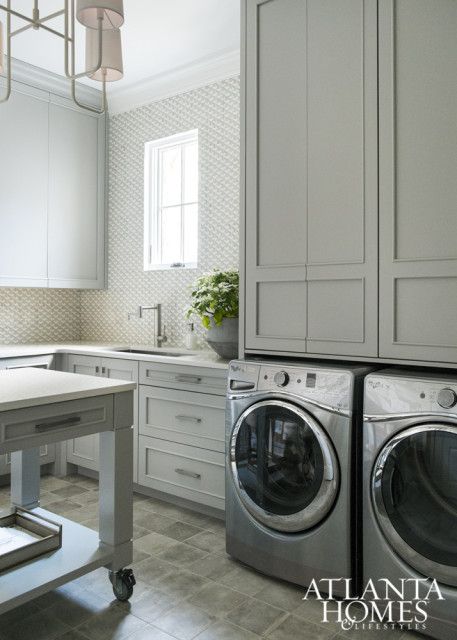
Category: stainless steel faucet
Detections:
[{"x1": 139, "y1": 304, "x2": 167, "y2": 347}]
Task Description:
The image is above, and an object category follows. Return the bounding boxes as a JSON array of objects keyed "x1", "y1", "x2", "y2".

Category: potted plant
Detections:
[{"x1": 187, "y1": 270, "x2": 239, "y2": 359}]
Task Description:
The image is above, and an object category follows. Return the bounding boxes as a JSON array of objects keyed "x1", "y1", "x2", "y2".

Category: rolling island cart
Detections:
[{"x1": 0, "y1": 367, "x2": 137, "y2": 613}]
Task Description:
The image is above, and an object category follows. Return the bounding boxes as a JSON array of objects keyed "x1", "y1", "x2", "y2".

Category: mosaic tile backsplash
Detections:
[
  {"x1": 0, "y1": 77, "x2": 240, "y2": 347},
  {"x1": 80, "y1": 76, "x2": 240, "y2": 348},
  {"x1": 0, "y1": 289, "x2": 81, "y2": 344}
]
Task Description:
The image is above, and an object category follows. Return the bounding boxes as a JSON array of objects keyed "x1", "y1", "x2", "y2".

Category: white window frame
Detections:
[{"x1": 144, "y1": 129, "x2": 199, "y2": 271}]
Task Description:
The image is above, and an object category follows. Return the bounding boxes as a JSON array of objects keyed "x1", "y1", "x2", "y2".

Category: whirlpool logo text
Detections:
[{"x1": 303, "y1": 578, "x2": 445, "y2": 632}]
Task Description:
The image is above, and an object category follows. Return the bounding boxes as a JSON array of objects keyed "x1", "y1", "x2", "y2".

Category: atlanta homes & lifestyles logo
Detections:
[{"x1": 303, "y1": 578, "x2": 445, "y2": 632}]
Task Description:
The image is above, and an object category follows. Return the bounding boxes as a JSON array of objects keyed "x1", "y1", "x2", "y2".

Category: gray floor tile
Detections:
[
  {"x1": 153, "y1": 602, "x2": 215, "y2": 640},
  {"x1": 134, "y1": 532, "x2": 180, "y2": 556},
  {"x1": 45, "y1": 589, "x2": 112, "y2": 627},
  {"x1": 267, "y1": 615, "x2": 335, "y2": 640},
  {"x1": 155, "y1": 541, "x2": 209, "y2": 566},
  {"x1": 133, "y1": 556, "x2": 177, "y2": 588},
  {"x1": 254, "y1": 580, "x2": 306, "y2": 612},
  {"x1": 123, "y1": 626, "x2": 177, "y2": 640},
  {"x1": 225, "y1": 598, "x2": 285, "y2": 636},
  {"x1": 159, "y1": 520, "x2": 204, "y2": 542},
  {"x1": 187, "y1": 552, "x2": 238, "y2": 580},
  {"x1": 55, "y1": 631, "x2": 92, "y2": 640},
  {"x1": 218, "y1": 566, "x2": 273, "y2": 596},
  {"x1": 155, "y1": 569, "x2": 211, "y2": 599},
  {"x1": 0, "y1": 601, "x2": 42, "y2": 627},
  {"x1": 1, "y1": 610, "x2": 71, "y2": 640},
  {"x1": 187, "y1": 582, "x2": 246, "y2": 616},
  {"x1": 186, "y1": 530, "x2": 226, "y2": 554},
  {"x1": 195, "y1": 621, "x2": 261, "y2": 640},
  {"x1": 133, "y1": 511, "x2": 176, "y2": 534},
  {"x1": 76, "y1": 606, "x2": 147, "y2": 640},
  {"x1": 123, "y1": 588, "x2": 180, "y2": 623},
  {"x1": 51, "y1": 486, "x2": 89, "y2": 499}
]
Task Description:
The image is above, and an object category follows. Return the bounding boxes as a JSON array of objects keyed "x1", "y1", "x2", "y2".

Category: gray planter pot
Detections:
[{"x1": 205, "y1": 317, "x2": 239, "y2": 360}]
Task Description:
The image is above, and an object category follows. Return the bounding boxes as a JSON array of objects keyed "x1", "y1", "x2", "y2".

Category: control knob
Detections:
[
  {"x1": 274, "y1": 371, "x2": 289, "y2": 387},
  {"x1": 437, "y1": 388, "x2": 457, "y2": 409}
]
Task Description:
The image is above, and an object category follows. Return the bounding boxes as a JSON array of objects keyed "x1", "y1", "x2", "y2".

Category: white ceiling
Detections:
[{"x1": 6, "y1": 1, "x2": 240, "y2": 95}]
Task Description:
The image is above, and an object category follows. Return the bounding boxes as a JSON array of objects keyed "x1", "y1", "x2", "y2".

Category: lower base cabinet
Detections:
[{"x1": 138, "y1": 436, "x2": 225, "y2": 511}]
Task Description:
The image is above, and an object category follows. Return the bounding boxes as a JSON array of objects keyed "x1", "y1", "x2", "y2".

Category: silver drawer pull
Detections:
[
  {"x1": 175, "y1": 415, "x2": 202, "y2": 424},
  {"x1": 35, "y1": 416, "x2": 82, "y2": 432},
  {"x1": 175, "y1": 468, "x2": 201, "y2": 479},
  {"x1": 175, "y1": 375, "x2": 202, "y2": 384}
]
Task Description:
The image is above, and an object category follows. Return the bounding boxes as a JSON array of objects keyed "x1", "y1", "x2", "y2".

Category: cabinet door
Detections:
[
  {"x1": 243, "y1": 0, "x2": 378, "y2": 357},
  {"x1": 244, "y1": 0, "x2": 308, "y2": 352},
  {"x1": 0, "y1": 86, "x2": 49, "y2": 287},
  {"x1": 66, "y1": 355, "x2": 101, "y2": 471},
  {"x1": 304, "y1": 0, "x2": 378, "y2": 357},
  {"x1": 379, "y1": 0, "x2": 457, "y2": 363},
  {"x1": 102, "y1": 358, "x2": 139, "y2": 483},
  {"x1": 48, "y1": 98, "x2": 105, "y2": 289},
  {"x1": 67, "y1": 354, "x2": 101, "y2": 376}
]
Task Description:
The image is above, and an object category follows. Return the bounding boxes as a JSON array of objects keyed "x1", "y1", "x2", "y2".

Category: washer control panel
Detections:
[
  {"x1": 365, "y1": 371, "x2": 457, "y2": 416},
  {"x1": 228, "y1": 361, "x2": 355, "y2": 411}
]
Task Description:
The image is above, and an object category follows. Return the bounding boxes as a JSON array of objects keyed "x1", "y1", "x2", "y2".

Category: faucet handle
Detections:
[{"x1": 158, "y1": 324, "x2": 168, "y2": 345}]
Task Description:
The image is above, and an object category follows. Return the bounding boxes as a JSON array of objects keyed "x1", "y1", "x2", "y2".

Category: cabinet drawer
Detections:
[
  {"x1": 139, "y1": 361, "x2": 227, "y2": 395},
  {"x1": 139, "y1": 386, "x2": 225, "y2": 453},
  {"x1": 0, "y1": 396, "x2": 113, "y2": 454},
  {"x1": 138, "y1": 436, "x2": 225, "y2": 510}
]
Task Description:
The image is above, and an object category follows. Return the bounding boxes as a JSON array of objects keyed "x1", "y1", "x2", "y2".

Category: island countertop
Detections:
[{"x1": 0, "y1": 368, "x2": 136, "y2": 413}]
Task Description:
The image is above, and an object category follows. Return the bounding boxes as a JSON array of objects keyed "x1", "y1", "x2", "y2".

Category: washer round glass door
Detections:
[
  {"x1": 372, "y1": 424, "x2": 457, "y2": 586},
  {"x1": 230, "y1": 400, "x2": 339, "y2": 533}
]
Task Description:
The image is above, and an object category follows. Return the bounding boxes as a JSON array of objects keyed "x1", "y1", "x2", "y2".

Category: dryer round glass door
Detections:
[
  {"x1": 372, "y1": 424, "x2": 457, "y2": 586},
  {"x1": 230, "y1": 400, "x2": 339, "y2": 533}
]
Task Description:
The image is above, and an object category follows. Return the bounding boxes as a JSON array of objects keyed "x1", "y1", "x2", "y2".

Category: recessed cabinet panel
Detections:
[
  {"x1": 256, "y1": 0, "x2": 307, "y2": 268},
  {"x1": 257, "y1": 281, "x2": 307, "y2": 341},
  {"x1": 0, "y1": 88, "x2": 49, "y2": 286},
  {"x1": 307, "y1": 279, "x2": 365, "y2": 348},
  {"x1": 394, "y1": 277, "x2": 457, "y2": 352},
  {"x1": 379, "y1": 0, "x2": 457, "y2": 362},
  {"x1": 48, "y1": 101, "x2": 104, "y2": 288},
  {"x1": 307, "y1": 0, "x2": 365, "y2": 266}
]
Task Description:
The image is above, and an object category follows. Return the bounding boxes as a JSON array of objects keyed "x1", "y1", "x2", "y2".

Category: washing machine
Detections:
[
  {"x1": 225, "y1": 359, "x2": 372, "y2": 597},
  {"x1": 363, "y1": 369, "x2": 457, "y2": 640}
]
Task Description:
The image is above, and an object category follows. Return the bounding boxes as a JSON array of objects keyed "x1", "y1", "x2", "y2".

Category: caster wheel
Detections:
[{"x1": 109, "y1": 568, "x2": 136, "y2": 602}]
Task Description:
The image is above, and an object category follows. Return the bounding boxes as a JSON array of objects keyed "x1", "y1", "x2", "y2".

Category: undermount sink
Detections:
[{"x1": 114, "y1": 348, "x2": 186, "y2": 357}]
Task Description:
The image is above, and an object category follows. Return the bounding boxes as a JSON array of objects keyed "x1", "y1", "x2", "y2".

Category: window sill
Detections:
[{"x1": 144, "y1": 262, "x2": 198, "y2": 272}]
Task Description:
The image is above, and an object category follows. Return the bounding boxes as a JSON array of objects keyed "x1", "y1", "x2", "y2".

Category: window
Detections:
[{"x1": 144, "y1": 129, "x2": 199, "y2": 270}]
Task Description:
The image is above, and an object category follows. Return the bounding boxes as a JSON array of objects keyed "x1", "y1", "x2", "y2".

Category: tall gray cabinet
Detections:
[
  {"x1": 243, "y1": 0, "x2": 378, "y2": 358},
  {"x1": 243, "y1": 0, "x2": 457, "y2": 366},
  {"x1": 378, "y1": 0, "x2": 457, "y2": 363}
]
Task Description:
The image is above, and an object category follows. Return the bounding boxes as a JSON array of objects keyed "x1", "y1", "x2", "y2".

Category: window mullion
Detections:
[{"x1": 180, "y1": 144, "x2": 185, "y2": 263}]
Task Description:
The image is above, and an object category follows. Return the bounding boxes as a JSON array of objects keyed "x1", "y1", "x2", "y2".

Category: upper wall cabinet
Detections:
[
  {"x1": 243, "y1": 0, "x2": 378, "y2": 358},
  {"x1": 48, "y1": 98, "x2": 105, "y2": 289},
  {"x1": 378, "y1": 0, "x2": 457, "y2": 363},
  {"x1": 0, "y1": 72, "x2": 106, "y2": 290},
  {"x1": 0, "y1": 86, "x2": 49, "y2": 287}
]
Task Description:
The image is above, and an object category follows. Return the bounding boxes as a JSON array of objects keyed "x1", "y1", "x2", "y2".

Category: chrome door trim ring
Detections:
[
  {"x1": 230, "y1": 399, "x2": 339, "y2": 533},
  {"x1": 228, "y1": 390, "x2": 351, "y2": 417},
  {"x1": 372, "y1": 423, "x2": 457, "y2": 587}
]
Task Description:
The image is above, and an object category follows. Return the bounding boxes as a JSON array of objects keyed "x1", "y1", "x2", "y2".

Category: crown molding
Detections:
[
  {"x1": 108, "y1": 49, "x2": 240, "y2": 116},
  {"x1": 0, "y1": 58, "x2": 103, "y2": 108}
]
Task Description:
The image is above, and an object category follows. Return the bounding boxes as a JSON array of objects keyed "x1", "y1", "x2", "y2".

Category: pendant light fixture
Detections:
[{"x1": 0, "y1": 0, "x2": 125, "y2": 113}]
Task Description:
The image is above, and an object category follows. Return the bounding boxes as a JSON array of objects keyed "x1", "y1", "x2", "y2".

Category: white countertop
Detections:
[
  {"x1": 0, "y1": 368, "x2": 136, "y2": 412},
  {"x1": 0, "y1": 343, "x2": 230, "y2": 370}
]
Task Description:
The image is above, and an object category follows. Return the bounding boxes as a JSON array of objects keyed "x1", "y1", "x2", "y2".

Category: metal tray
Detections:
[{"x1": 0, "y1": 507, "x2": 62, "y2": 573}]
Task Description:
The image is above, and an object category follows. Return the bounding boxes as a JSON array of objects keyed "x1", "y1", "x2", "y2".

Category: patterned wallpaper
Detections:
[
  {"x1": 80, "y1": 76, "x2": 240, "y2": 347},
  {"x1": 0, "y1": 289, "x2": 81, "y2": 344}
]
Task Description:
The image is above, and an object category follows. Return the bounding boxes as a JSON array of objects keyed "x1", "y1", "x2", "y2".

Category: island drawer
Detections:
[
  {"x1": 0, "y1": 396, "x2": 113, "y2": 453},
  {"x1": 138, "y1": 436, "x2": 225, "y2": 510},
  {"x1": 139, "y1": 361, "x2": 227, "y2": 395},
  {"x1": 139, "y1": 386, "x2": 225, "y2": 453}
]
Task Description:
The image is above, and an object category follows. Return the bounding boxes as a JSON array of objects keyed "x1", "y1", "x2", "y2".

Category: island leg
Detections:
[{"x1": 10, "y1": 448, "x2": 40, "y2": 509}]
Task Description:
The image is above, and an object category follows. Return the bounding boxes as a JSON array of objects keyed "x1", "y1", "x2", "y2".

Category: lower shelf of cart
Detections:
[{"x1": 0, "y1": 507, "x2": 113, "y2": 615}]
